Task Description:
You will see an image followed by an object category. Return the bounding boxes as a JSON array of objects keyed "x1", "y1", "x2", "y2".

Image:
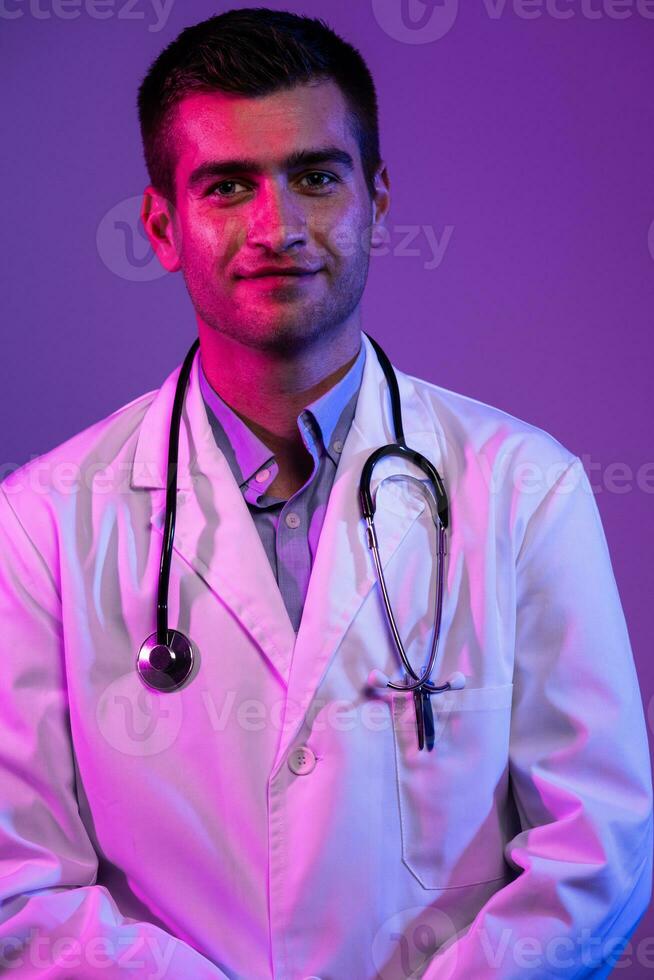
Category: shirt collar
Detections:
[
  {"x1": 303, "y1": 339, "x2": 366, "y2": 466},
  {"x1": 199, "y1": 337, "x2": 366, "y2": 491}
]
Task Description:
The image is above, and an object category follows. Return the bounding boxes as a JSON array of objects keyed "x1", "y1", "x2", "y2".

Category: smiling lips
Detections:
[
  {"x1": 238, "y1": 265, "x2": 321, "y2": 279},
  {"x1": 237, "y1": 267, "x2": 321, "y2": 288}
]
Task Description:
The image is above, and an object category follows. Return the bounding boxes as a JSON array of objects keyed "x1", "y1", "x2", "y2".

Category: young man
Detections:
[{"x1": 0, "y1": 9, "x2": 651, "y2": 979}]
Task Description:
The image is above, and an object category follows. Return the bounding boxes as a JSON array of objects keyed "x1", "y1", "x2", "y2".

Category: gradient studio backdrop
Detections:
[{"x1": 2, "y1": 0, "x2": 653, "y2": 973}]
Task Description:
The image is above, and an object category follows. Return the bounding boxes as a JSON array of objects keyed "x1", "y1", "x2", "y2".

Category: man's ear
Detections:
[
  {"x1": 370, "y1": 161, "x2": 390, "y2": 250},
  {"x1": 141, "y1": 186, "x2": 182, "y2": 273}
]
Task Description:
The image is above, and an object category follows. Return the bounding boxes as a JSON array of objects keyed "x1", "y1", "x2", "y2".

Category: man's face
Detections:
[{"x1": 144, "y1": 80, "x2": 389, "y2": 354}]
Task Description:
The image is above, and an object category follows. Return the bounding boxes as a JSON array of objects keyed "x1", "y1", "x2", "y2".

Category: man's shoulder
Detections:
[
  {"x1": 1, "y1": 385, "x2": 159, "y2": 504},
  {"x1": 405, "y1": 369, "x2": 579, "y2": 479}
]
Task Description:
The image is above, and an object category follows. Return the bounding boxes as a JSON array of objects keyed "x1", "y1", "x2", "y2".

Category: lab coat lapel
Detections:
[
  {"x1": 130, "y1": 349, "x2": 296, "y2": 686},
  {"x1": 273, "y1": 333, "x2": 439, "y2": 770}
]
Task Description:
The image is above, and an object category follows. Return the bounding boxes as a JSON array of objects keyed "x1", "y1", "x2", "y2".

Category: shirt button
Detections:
[
  {"x1": 285, "y1": 511, "x2": 301, "y2": 529},
  {"x1": 333, "y1": 439, "x2": 344, "y2": 453},
  {"x1": 287, "y1": 746, "x2": 317, "y2": 775},
  {"x1": 254, "y1": 468, "x2": 270, "y2": 483}
]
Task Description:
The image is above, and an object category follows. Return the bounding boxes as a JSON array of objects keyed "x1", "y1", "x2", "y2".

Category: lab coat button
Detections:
[
  {"x1": 255, "y1": 468, "x2": 270, "y2": 483},
  {"x1": 333, "y1": 439, "x2": 344, "y2": 453},
  {"x1": 285, "y1": 512, "x2": 301, "y2": 529},
  {"x1": 288, "y1": 746, "x2": 316, "y2": 775}
]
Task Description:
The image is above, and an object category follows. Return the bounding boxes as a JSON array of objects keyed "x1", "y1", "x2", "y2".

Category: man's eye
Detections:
[
  {"x1": 299, "y1": 171, "x2": 338, "y2": 190},
  {"x1": 207, "y1": 172, "x2": 339, "y2": 198},
  {"x1": 208, "y1": 179, "x2": 248, "y2": 198}
]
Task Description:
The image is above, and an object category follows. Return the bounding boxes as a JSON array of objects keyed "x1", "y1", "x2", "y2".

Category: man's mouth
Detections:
[{"x1": 237, "y1": 265, "x2": 322, "y2": 279}]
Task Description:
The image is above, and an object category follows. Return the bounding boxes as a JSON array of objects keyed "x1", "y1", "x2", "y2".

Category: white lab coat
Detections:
[{"x1": 0, "y1": 331, "x2": 651, "y2": 980}]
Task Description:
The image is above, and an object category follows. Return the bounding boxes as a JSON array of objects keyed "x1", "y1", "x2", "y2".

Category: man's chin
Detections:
[{"x1": 249, "y1": 318, "x2": 327, "y2": 354}]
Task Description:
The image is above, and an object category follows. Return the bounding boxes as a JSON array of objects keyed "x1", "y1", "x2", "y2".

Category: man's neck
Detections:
[{"x1": 197, "y1": 324, "x2": 362, "y2": 452}]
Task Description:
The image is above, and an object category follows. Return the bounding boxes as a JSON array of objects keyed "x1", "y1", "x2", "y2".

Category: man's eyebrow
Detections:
[{"x1": 187, "y1": 146, "x2": 355, "y2": 189}]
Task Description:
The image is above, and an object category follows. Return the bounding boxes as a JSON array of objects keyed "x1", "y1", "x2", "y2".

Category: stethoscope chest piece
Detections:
[{"x1": 136, "y1": 629, "x2": 194, "y2": 692}]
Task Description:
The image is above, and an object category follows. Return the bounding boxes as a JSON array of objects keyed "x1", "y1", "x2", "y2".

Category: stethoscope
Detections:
[{"x1": 136, "y1": 333, "x2": 465, "y2": 751}]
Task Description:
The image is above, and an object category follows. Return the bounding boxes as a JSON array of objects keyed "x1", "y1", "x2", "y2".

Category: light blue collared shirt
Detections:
[{"x1": 199, "y1": 339, "x2": 366, "y2": 633}]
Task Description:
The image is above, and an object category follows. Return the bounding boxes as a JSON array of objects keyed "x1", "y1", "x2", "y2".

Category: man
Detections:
[{"x1": 0, "y1": 8, "x2": 651, "y2": 979}]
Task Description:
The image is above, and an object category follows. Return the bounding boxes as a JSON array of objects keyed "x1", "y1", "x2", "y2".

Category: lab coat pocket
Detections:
[{"x1": 391, "y1": 683, "x2": 514, "y2": 890}]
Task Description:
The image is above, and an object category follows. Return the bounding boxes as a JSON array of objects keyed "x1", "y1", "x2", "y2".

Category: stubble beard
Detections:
[{"x1": 183, "y1": 248, "x2": 371, "y2": 357}]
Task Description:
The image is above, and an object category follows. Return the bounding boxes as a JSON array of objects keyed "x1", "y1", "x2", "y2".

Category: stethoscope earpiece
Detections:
[
  {"x1": 136, "y1": 629, "x2": 194, "y2": 692},
  {"x1": 367, "y1": 669, "x2": 466, "y2": 695}
]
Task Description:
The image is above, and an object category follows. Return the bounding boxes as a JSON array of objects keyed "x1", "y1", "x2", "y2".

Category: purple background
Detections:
[{"x1": 2, "y1": 0, "x2": 653, "y2": 969}]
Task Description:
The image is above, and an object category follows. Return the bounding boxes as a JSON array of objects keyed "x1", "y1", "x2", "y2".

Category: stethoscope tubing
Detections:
[
  {"x1": 359, "y1": 333, "x2": 450, "y2": 695},
  {"x1": 138, "y1": 332, "x2": 452, "y2": 711},
  {"x1": 156, "y1": 337, "x2": 200, "y2": 644},
  {"x1": 366, "y1": 519, "x2": 448, "y2": 694}
]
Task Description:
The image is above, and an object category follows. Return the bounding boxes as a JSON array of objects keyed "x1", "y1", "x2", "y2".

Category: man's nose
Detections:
[{"x1": 245, "y1": 181, "x2": 308, "y2": 252}]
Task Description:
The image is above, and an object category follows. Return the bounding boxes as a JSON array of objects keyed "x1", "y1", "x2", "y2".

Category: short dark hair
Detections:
[{"x1": 137, "y1": 7, "x2": 381, "y2": 204}]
